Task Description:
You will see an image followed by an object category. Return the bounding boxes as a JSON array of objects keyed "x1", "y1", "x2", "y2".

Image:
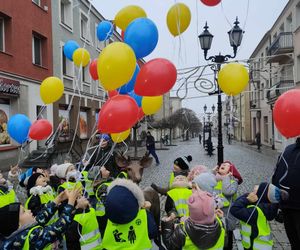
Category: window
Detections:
[
  {"x1": 60, "y1": 0, "x2": 73, "y2": 30},
  {"x1": 32, "y1": 0, "x2": 41, "y2": 6},
  {"x1": 95, "y1": 23, "x2": 101, "y2": 51},
  {"x1": 82, "y1": 66, "x2": 90, "y2": 83},
  {"x1": 0, "y1": 98, "x2": 11, "y2": 145},
  {"x1": 263, "y1": 116, "x2": 268, "y2": 142},
  {"x1": 261, "y1": 83, "x2": 264, "y2": 100},
  {"x1": 32, "y1": 35, "x2": 42, "y2": 65},
  {"x1": 80, "y1": 12, "x2": 89, "y2": 42},
  {"x1": 62, "y1": 45, "x2": 73, "y2": 77},
  {"x1": 0, "y1": 18, "x2": 4, "y2": 52},
  {"x1": 296, "y1": 2, "x2": 300, "y2": 29}
]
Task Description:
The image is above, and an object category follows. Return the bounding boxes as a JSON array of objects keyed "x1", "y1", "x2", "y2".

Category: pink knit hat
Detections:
[{"x1": 188, "y1": 190, "x2": 215, "y2": 225}]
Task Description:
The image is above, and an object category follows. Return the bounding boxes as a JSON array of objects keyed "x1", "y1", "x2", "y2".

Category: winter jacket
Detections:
[
  {"x1": 231, "y1": 194, "x2": 278, "y2": 246},
  {"x1": 161, "y1": 217, "x2": 222, "y2": 250},
  {"x1": 272, "y1": 139, "x2": 300, "y2": 210},
  {"x1": 0, "y1": 201, "x2": 75, "y2": 250},
  {"x1": 146, "y1": 135, "x2": 156, "y2": 150}
]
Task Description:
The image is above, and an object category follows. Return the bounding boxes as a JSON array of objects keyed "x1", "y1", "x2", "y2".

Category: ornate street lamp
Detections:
[{"x1": 198, "y1": 17, "x2": 244, "y2": 164}]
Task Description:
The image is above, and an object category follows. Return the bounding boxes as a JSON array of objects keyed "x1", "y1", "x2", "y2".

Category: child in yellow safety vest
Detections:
[
  {"x1": 65, "y1": 196, "x2": 102, "y2": 250},
  {"x1": 0, "y1": 188, "x2": 81, "y2": 250},
  {"x1": 101, "y1": 179, "x2": 158, "y2": 250},
  {"x1": 165, "y1": 175, "x2": 192, "y2": 221},
  {"x1": 161, "y1": 189, "x2": 225, "y2": 250},
  {"x1": 231, "y1": 182, "x2": 289, "y2": 250}
]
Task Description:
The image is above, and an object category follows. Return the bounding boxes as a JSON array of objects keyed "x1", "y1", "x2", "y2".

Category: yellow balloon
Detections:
[
  {"x1": 97, "y1": 42, "x2": 136, "y2": 91},
  {"x1": 142, "y1": 96, "x2": 163, "y2": 115},
  {"x1": 218, "y1": 63, "x2": 249, "y2": 96},
  {"x1": 73, "y1": 48, "x2": 90, "y2": 67},
  {"x1": 111, "y1": 129, "x2": 131, "y2": 143},
  {"x1": 167, "y1": 3, "x2": 191, "y2": 37},
  {"x1": 115, "y1": 5, "x2": 147, "y2": 30},
  {"x1": 40, "y1": 77, "x2": 64, "y2": 104}
]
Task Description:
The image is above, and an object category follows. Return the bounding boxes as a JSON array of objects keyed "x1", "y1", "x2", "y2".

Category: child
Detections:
[
  {"x1": 161, "y1": 189, "x2": 225, "y2": 250},
  {"x1": 213, "y1": 161, "x2": 243, "y2": 249},
  {"x1": 187, "y1": 165, "x2": 208, "y2": 182},
  {"x1": 0, "y1": 173, "x2": 17, "y2": 208},
  {"x1": 151, "y1": 155, "x2": 192, "y2": 195},
  {"x1": 165, "y1": 175, "x2": 192, "y2": 220},
  {"x1": 0, "y1": 188, "x2": 81, "y2": 250},
  {"x1": 65, "y1": 196, "x2": 101, "y2": 250},
  {"x1": 231, "y1": 183, "x2": 288, "y2": 250},
  {"x1": 101, "y1": 179, "x2": 158, "y2": 249},
  {"x1": 25, "y1": 173, "x2": 56, "y2": 217}
]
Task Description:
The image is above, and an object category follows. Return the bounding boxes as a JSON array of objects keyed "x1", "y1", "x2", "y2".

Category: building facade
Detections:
[{"x1": 0, "y1": 0, "x2": 53, "y2": 167}]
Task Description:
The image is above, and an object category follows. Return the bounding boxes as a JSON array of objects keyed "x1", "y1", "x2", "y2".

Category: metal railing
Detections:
[{"x1": 268, "y1": 32, "x2": 293, "y2": 55}]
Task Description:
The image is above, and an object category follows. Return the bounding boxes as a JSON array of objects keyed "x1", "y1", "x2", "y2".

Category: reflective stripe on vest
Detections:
[
  {"x1": 167, "y1": 188, "x2": 192, "y2": 217},
  {"x1": 101, "y1": 209, "x2": 152, "y2": 250},
  {"x1": 240, "y1": 205, "x2": 273, "y2": 250},
  {"x1": 117, "y1": 171, "x2": 128, "y2": 179},
  {"x1": 169, "y1": 172, "x2": 175, "y2": 188},
  {"x1": 0, "y1": 189, "x2": 16, "y2": 208},
  {"x1": 82, "y1": 171, "x2": 95, "y2": 196},
  {"x1": 183, "y1": 217, "x2": 225, "y2": 250},
  {"x1": 73, "y1": 208, "x2": 101, "y2": 250},
  {"x1": 214, "y1": 180, "x2": 237, "y2": 207},
  {"x1": 95, "y1": 182, "x2": 112, "y2": 217},
  {"x1": 23, "y1": 226, "x2": 52, "y2": 250}
]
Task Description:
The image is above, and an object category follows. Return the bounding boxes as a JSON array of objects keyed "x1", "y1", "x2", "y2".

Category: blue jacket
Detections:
[
  {"x1": 231, "y1": 194, "x2": 278, "y2": 243},
  {"x1": 0, "y1": 201, "x2": 74, "y2": 250}
]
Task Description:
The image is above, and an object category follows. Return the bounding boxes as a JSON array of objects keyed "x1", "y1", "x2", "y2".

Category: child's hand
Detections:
[
  {"x1": 247, "y1": 192, "x2": 258, "y2": 203},
  {"x1": 212, "y1": 165, "x2": 219, "y2": 172},
  {"x1": 215, "y1": 209, "x2": 224, "y2": 218},
  {"x1": 76, "y1": 196, "x2": 90, "y2": 209},
  {"x1": 142, "y1": 201, "x2": 151, "y2": 209},
  {"x1": 54, "y1": 190, "x2": 68, "y2": 205},
  {"x1": 66, "y1": 188, "x2": 81, "y2": 206},
  {"x1": 10, "y1": 165, "x2": 19, "y2": 175}
]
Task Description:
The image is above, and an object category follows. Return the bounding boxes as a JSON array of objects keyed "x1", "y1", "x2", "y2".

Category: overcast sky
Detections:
[{"x1": 92, "y1": 0, "x2": 288, "y2": 118}]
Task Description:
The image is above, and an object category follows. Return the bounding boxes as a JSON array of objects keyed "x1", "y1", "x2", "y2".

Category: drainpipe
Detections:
[{"x1": 271, "y1": 104, "x2": 275, "y2": 150}]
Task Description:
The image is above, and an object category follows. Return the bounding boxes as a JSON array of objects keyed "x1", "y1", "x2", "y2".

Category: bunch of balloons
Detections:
[{"x1": 63, "y1": 40, "x2": 91, "y2": 67}]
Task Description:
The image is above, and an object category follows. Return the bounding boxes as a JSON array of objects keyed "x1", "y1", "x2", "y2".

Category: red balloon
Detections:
[
  {"x1": 200, "y1": 0, "x2": 221, "y2": 6},
  {"x1": 108, "y1": 90, "x2": 118, "y2": 98},
  {"x1": 89, "y1": 59, "x2": 98, "y2": 80},
  {"x1": 137, "y1": 108, "x2": 145, "y2": 121},
  {"x1": 98, "y1": 95, "x2": 139, "y2": 133},
  {"x1": 121, "y1": 30, "x2": 125, "y2": 41},
  {"x1": 273, "y1": 89, "x2": 300, "y2": 138},
  {"x1": 29, "y1": 119, "x2": 53, "y2": 140},
  {"x1": 134, "y1": 58, "x2": 177, "y2": 96}
]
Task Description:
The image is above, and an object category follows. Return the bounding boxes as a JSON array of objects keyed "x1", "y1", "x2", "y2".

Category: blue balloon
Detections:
[
  {"x1": 119, "y1": 64, "x2": 140, "y2": 94},
  {"x1": 129, "y1": 91, "x2": 142, "y2": 107},
  {"x1": 63, "y1": 40, "x2": 80, "y2": 61},
  {"x1": 97, "y1": 21, "x2": 113, "y2": 42},
  {"x1": 124, "y1": 18, "x2": 159, "y2": 59},
  {"x1": 7, "y1": 114, "x2": 31, "y2": 144}
]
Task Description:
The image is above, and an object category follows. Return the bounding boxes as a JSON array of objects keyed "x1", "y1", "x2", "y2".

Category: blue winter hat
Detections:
[
  {"x1": 100, "y1": 134, "x2": 110, "y2": 141},
  {"x1": 105, "y1": 179, "x2": 145, "y2": 224}
]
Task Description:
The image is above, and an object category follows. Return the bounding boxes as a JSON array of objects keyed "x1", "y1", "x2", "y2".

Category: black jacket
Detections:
[
  {"x1": 272, "y1": 139, "x2": 300, "y2": 210},
  {"x1": 161, "y1": 217, "x2": 221, "y2": 250},
  {"x1": 146, "y1": 135, "x2": 155, "y2": 150},
  {"x1": 231, "y1": 194, "x2": 278, "y2": 249}
]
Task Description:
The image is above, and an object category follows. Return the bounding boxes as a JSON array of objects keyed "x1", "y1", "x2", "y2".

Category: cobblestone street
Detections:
[{"x1": 140, "y1": 137, "x2": 291, "y2": 250}]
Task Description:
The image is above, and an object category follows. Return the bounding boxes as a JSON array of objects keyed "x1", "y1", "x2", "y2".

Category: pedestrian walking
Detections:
[
  {"x1": 146, "y1": 131, "x2": 160, "y2": 166},
  {"x1": 199, "y1": 133, "x2": 202, "y2": 144},
  {"x1": 255, "y1": 132, "x2": 261, "y2": 150},
  {"x1": 272, "y1": 137, "x2": 300, "y2": 250}
]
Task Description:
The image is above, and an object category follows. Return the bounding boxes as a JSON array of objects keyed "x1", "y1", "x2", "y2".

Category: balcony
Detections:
[
  {"x1": 250, "y1": 100, "x2": 260, "y2": 110},
  {"x1": 266, "y1": 78, "x2": 295, "y2": 104},
  {"x1": 267, "y1": 32, "x2": 293, "y2": 64}
]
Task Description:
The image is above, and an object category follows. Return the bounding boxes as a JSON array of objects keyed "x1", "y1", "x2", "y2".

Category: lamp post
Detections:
[
  {"x1": 203, "y1": 104, "x2": 215, "y2": 146},
  {"x1": 198, "y1": 17, "x2": 244, "y2": 165}
]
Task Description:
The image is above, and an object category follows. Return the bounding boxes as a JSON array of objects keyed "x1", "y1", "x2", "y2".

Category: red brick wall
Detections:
[{"x1": 0, "y1": 0, "x2": 53, "y2": 81}]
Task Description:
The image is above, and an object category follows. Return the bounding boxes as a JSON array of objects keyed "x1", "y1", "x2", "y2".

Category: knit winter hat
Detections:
[
  {"x1": 193, "y1": 173, "x2": 217, "y2": 194},
  {"x1": 256, "y1": 182, "x2": 289, "y2": 204},
  {"x1": 0, "y1": 203, "x2": 20, "y2": 237},
  {"x1": 187, "y1": 165, "x2": 208, "y2": 181},
  {"x1": 174, "y1": 155, "x2": 192, "y2": 170},
  {"x1": 27, "y1": 173, "x2": 44, "y2": 191},
  {"x1": 105, "y1": 179, "x2": 145, "y2": 224},
  {"x1": 188, "y1": 190, "x2": 215, "y2": 225},
  {"x1": 223, "y1": 161, "x2": 243, "y2": 184},
  {"x1": 101, "y1": 134, "x2": 110, "y2": 141},
  {"x1": 54, "y1": 163, "x2": 73, "y2": 179}
]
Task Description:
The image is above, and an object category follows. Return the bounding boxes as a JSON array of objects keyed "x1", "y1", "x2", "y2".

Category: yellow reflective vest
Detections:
[
  {"x1": 95, "y1": 181, "x2": 112, "y2": 217},
  {"x1": 58, "y1": 181, "x2": 83, "y2": 192},
  {"x1": 168, "y1": 172, "x2": 175, "y2": 188},
  {"x1": 183, "y1": 217, "x2": 225, "y2": 250},
  {"x1": 167, "y1": 187, "x2": 192, "y2": 217},
  {"x1": 73, "y1": 208, "x2": 102, "y2": 250},
  {"x1": 23, "y1": 226, "x2": 51, "y2": 250},
  {"x1": 240, "y1": 205, "x2": 273, "y2": 250},
  {"x1": 82, "y1": 171, "x2": 95, "y2": 197},
  {"x1": 101, "y1": 209, "x2": 152, "y2": 250},
  {"x1": 214, "y1": 180, "x2": 237, "y2": 207},
  {"x1": 0, "y1": 189, "x2": 16, "y2": 208}
]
